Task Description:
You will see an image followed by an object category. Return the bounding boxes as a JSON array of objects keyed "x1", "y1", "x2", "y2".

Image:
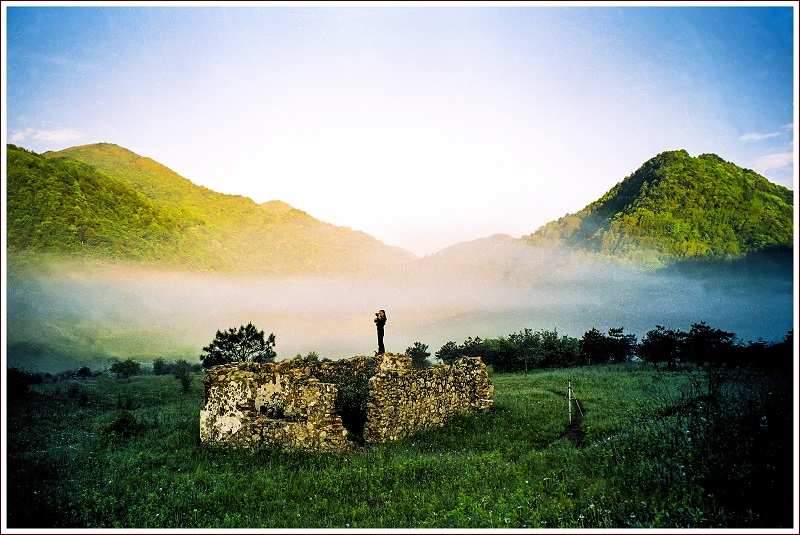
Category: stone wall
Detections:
[
  {"x1": 199, "y1": 354, "x2": 493, "y2": 453},
  {"x1": 363, "y1": 355, "x2": 494, "y2": 443},
  {"x1": 199, "y1": 360, "x2": 353, "y2": 452}
]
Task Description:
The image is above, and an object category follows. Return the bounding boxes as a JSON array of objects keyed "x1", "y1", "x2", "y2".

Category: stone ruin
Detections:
[{"x1": 199, "y1": 353, "x2": 493, "y2": 453}]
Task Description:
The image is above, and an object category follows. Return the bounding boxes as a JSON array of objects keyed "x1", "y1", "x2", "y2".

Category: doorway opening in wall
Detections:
[{"x1": 319, "y1": 361, "x2": 377, "y2": 445}]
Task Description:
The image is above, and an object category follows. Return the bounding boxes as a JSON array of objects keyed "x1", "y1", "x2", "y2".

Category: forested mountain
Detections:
[
  {"x1": 7, "y1": 144, "x2": 794, "y2": 277},
  {"x1": 7, "y1": 144, "x2": 191, "y2": 262},
  {"x1": 7, "y1": 143, "x2": 415, "y2": 275},
  {"x1": 6, "y1": 144, "x2": 794, "y2": 370},
  {"x1": 523, "y1": 150, "x2": 794, "y2": 267}
]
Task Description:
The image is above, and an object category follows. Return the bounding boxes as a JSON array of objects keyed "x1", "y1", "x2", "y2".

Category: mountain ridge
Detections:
[
  {"x1": 5, "y1": 142, "x2": 417, "y2": 276},
  {"x1": 6, "y1": 144, "x2": 793, "y2": 275},
  {"x1": 521, "y1": 149, "x2": 793, "y2": 267}
]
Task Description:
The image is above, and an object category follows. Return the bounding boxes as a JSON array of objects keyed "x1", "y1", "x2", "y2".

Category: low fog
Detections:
[{"x1": 6, "y1": 240, "x2": 795, "y2": 373}]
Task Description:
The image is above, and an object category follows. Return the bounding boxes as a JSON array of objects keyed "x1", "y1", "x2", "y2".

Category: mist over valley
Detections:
[
  {"x1": 7, "y1": 242, "x2": 793, "y2": 373},
  {"x1": 5, "y1": 144, "x2": 795, "y2": 372}
]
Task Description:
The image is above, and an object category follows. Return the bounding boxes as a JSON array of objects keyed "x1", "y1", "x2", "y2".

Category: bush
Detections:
[
  {"x1": 105, "y1": 411, "x2": 140, "y2": 439},
  {"x1": 110, "y1": 358, "x2": 142, "y2": 379},
  {"x1": 66, "y1": 382, "x2": 91, "y2": 407},
  {"x1": 6, "y1": 367, "x2": 42, "y2": 400},
  {"x1": 172, "y1": 359, "x2": 193, "y2": 393},
  {"x1": 152, "y1": 358, "x2": 169, "y2": 375}
]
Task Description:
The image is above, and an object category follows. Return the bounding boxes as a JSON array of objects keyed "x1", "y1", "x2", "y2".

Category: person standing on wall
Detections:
[{"x1": 374, "y1": 309, "x2": 387, "y2": 355}]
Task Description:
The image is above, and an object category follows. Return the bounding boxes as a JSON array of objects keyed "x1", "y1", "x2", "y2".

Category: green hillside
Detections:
[
  {"x1": 7, "y1": 143, "x2": 415, "y2": 275},
  {"x1": 6, "y1": 144, "x2": 200, "y2": 263},
  {"x1": 524, "y1": 150, "x2": 794, "y2": 266}
]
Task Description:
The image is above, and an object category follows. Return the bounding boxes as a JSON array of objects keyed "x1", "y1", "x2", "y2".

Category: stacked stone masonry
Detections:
[{"x1": 199, "y1": 354, "x2": 493, "y2": 453}]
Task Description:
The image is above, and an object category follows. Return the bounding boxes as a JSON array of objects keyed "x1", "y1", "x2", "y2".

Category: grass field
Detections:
[{"x1": 4, "y1": 363, "x2": 795, "y2": 529}]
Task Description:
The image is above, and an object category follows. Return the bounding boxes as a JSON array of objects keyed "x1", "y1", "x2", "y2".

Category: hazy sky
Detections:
[{"x1": 3, "y1": 2, "x2": 797, "y2": 256}]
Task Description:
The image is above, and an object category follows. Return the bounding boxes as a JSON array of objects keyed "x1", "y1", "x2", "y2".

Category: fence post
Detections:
[{"x1": 568, "y1": 379, "x2": 572, "y2": 424}]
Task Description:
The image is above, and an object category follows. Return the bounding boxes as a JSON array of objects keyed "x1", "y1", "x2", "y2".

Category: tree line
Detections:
[
  {"x1": 406, "y1": 322, "x2": 793, "y2": 373},
  {"x1": 11, "y1": 320, "x2": 789, "y2": 401}
]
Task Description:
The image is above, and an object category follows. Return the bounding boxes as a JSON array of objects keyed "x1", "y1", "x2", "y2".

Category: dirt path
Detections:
[
  {"x1": 548, "y1": 389, "x2": 586, "y2": 448},
  {"x1": 561, "y1": 409, "x2": 585, "y2": 448}
]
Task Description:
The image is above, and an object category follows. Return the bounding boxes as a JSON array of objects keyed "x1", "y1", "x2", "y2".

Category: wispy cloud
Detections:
[
  {"x1": 739, "y1": 132, "x2": 780, "y2": 142},
  {"x1": 753, "y1": 151, "x2": 794, "y2": 174},
  {"x1": 9, "y1": 128, "x2": 35, "y2": 143},
  {"x1": 10, "y1": 128, "x2": 83, "y2": 144},
  {"x1": 33, "y1": 129, "x2": 83, "y2": 143}
]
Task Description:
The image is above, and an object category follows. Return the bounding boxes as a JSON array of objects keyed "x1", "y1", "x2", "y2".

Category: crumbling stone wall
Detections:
[
  {"x1": 363, "y1": 355, "x2": 494, "y2": 443},
  {"x1": 200, "y1": 354, "x2": 493, "y2": 453},
  {"x1": 199, "y1": 360, "x2": 353, "y2": 452}
]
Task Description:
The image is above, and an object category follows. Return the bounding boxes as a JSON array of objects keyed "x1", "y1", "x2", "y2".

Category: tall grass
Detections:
[{"x1": 5, "y1": 364, "x2": 793, "y2": 528}]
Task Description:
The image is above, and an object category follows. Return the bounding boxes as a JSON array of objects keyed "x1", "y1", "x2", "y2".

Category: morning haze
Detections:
[{"x1": 6, "y1": 140, "x2": 794, "y2": 373}]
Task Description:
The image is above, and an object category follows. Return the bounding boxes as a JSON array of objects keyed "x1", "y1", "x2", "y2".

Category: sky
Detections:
[{"x1": 3, "y1": 1, "x2": 797, "y2": 257}]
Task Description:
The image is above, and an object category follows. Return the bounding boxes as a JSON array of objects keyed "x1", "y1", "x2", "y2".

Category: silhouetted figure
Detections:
[{"x1": 374, "y1": 310, "x2": 387, "y2": 355}]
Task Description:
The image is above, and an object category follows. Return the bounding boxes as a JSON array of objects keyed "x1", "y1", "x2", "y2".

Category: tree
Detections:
[
  {"x1": 109, "y1": 358, "x2": 142, "y2": 379},
  {"x1": 152, "y1": 357, "x2": 168, "y2": 375},
  {"x1": 684, "y1": 322, "x2": 735, "y2": 365},
  {"x1": 582, "y1": 328, "x2": 610, "y2": 365},
  {"x1": 607, "y1": 327, "x2": 637, "y2": 363},
  {"x1": 638, "y1": 325, "x2": 685, "y2": 369},
  {"x1": 75, "y1": 366, "x2": 100, "y2": 379},
  {"x1": 435, "y1": 341, "x2": 461, "y2": 365},
  {"x1": 508, "y1": 329, "x2": 542, "y2": 371},
  {"x1": 405, "y1": 342, "x2": 431, "y2": 369},
  {"x1": 172, "y1": 359, "x2": 193, "y2": 393},
  {"x1": 294, "y1": 351, "x2": 321, "y2": 362},
  {"x1": 199, "y1": 322, "x2": 276, "y2": 368},
  {"x1": 485, "y1": 337, "x2": 519, "y2": 373}
]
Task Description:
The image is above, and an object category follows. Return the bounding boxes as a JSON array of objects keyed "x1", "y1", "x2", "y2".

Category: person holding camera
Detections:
[{"x1": 374, "y1": 310, "x2": 387, "y2": 355}]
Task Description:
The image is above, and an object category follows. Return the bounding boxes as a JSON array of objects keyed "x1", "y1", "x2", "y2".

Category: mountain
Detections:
[
  {"x1": 522, "y1": 150, "x2": 794, "y2": 267},
  {"x1": 6, "y1": 145, "x2": 794, "y2": 372},
  {"x1": 7, "y1": 144, "x2": 191, "y2": 262},
  {"x1": 6, "y1": 143, "x2": 416, "y2": 275}
]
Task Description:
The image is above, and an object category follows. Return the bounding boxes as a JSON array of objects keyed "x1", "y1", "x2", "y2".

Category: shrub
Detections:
[
  {"x1": 110, "y1": 358, "x2": 142, "y2": 379},
  {"x1": 66, "y1": 382, "x2": 90, "y2": 407},
  {"x1": 172, "y1": 359, "x2": 193, "y2": 393},
  {"x1": 105, "y1": 410, "x2": 140, "y2": 439},
  {"x1": 6, "y1": 367, "x2": 42, "y2": 400}
]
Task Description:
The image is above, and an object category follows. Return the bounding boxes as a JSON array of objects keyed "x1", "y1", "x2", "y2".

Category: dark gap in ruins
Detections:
[
  {"x1": 260, "y1": 403, "x2": 284, "y2": 420},
  {"x1": 317, "y1": 358, "x2": 378, "y2": 444}
]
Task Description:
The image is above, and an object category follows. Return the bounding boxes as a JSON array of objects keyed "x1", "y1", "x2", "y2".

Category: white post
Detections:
[{"x1": 568, "y1": 379, "x2": 572, "y2": 424}]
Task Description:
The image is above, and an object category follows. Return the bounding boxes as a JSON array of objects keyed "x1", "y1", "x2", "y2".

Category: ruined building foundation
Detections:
[{"x1": 199, "y1": 354, "x2": 493, "y2": 453}]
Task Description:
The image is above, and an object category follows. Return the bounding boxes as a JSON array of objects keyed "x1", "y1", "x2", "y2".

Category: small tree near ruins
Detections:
[{"x1": 199, "y1": 322, "x2": 277, "y2": 368}]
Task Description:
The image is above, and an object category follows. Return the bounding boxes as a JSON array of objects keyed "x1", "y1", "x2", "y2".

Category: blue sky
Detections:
[{"x1": 3, "y1": 2, "x2": 797, "y2": 256}]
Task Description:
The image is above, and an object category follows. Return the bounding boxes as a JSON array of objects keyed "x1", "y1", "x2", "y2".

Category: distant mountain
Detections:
[
  {"x1": 523, "y1": 150, "x2": 793, "y2": 267},
  {"x1": 6, "y1": 143, "x2": 415, "y2": 275},
  {"x1": 419, "y1": 233, "x2": 598, "y2": 286}
]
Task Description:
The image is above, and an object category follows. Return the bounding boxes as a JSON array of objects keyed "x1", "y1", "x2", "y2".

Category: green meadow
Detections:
[{"x1": 5, "y1": 363, "x2": 793, "y2": 529}]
